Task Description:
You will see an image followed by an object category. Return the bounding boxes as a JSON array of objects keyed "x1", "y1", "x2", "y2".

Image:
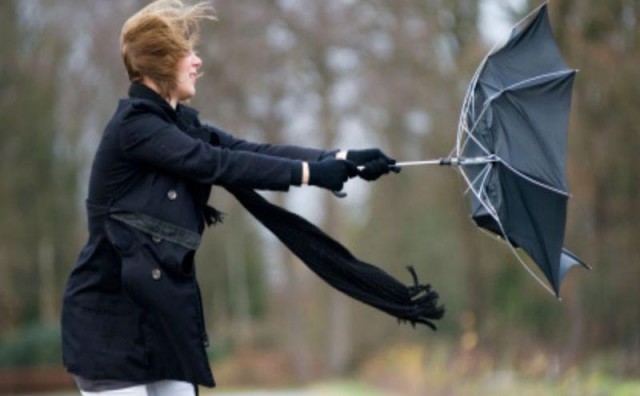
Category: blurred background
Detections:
[{"x1": 0, "y1": 0, "x2": 639, "y2": 395}]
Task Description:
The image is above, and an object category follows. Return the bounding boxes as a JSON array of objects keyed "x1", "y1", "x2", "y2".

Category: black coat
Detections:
[{"x1": 61, "y1": 83, "x2": 331, "y2": 387}]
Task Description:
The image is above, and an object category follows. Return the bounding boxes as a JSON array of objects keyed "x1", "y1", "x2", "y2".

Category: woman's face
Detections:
[{"x1": 172, "y1": 51, "x2": 202, "y2": 103}]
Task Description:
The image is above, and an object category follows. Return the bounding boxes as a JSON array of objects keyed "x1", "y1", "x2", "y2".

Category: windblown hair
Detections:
[{"x1": 120, "y1": 0, "x2": 216, "y2": 98}]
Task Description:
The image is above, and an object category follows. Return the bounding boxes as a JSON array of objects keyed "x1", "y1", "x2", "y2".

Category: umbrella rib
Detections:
[
  {"x1": 456, "y1": 62, "x2": 486, "y2": 154},
  {"x1": 463, "y1": 162, "x2": 492, "y2": 196},
  {"x1": 485, "y1": 70, "x2": 576, "y2": 104},
  {"x1": 483, "y1": 2, "x2": 550, "y2": 58},
  {"x1": 458, "y1": 78, "x2": 571, "y2": 198},
  {"x1": 458, "y1": 67, "x2": 499, "y2": 159},
  {"x1": 457, "y1": 98, "x2": 487, "y2": 157},
  {"x1": 459, "y1": 167, "x2": 556, "y2": 297},
  {"x1": 458, "y1": 167, "x2": 499, "y2": 223},
  {"x1": 503, "y1": 233, "x2": 557, "y2": 297},
  {"x1": 458, "y1": 70, "x2": 575, "y2": 165},
  {"x1": 480, "y1": 224, "x2": 557, "y2": 297},
  {"x1": 458, "y1": 102, "x2": 494, "y2": 158},
  {"x1": 497, "y1": 158, "x2": 570, "y2": 197},
  {"x1": 458, "y1": 162, "x2": 557, "y2": 297},
  {"x1": 456, "y1": 1, "x2": 556, "y2": 160}
]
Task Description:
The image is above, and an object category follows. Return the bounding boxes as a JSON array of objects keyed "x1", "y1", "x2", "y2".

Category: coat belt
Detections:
[
  {"x1": 86, "y1": 201, "x2": 201, "y2": 250},
  {"x1": 110, "y1": 212, "x2": 201, "y2": 250}
]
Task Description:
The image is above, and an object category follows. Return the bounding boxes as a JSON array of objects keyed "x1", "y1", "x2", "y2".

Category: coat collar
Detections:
[
  {"x1": 128, "y1": 83, "x2": 200, "y2": 129},
  {"x1": 128, "y1": 82, "x2": 173, "y2": 110}
]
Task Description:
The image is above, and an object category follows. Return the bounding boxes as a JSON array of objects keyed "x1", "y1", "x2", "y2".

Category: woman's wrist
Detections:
[
  {"x1": 302, "y1": 162, "x2": 310, "y2": 185},
  {"x1": 335, "y1": 150, "x2": 348, "y2": 160}
]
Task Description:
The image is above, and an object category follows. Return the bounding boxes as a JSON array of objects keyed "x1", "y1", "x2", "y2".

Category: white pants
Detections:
[{"x1": 79, "y1": 380, "x2": 195, "y2": 396}]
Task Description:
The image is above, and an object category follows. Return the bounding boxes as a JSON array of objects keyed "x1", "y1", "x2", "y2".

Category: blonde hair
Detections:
[{"x1": 120, "y1": 0, "x2": 216, "y2": 98}]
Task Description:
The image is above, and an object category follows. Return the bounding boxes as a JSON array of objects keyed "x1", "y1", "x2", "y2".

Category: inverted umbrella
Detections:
[{"x1": 394, "y1": 4, "x2": 589, "y2": 297}]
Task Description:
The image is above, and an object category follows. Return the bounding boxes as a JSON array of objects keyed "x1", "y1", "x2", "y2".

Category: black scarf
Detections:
[{"x1": 227, "y1": 187, "x2": 445, "y2": 330}]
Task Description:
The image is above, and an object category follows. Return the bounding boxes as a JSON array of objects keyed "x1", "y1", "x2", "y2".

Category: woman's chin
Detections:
[{"x1": 179, "y1": 91, "x2": 196, "y2": 102}]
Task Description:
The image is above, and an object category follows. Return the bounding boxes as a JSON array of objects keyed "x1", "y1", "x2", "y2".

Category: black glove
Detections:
[
  {"x1": 357, "y1": 158, "x2": 402, "y2": 181},
  {"x1": 346, "y1": 148, "x2": 395, "y2": 166},
  {"x1": 346, "y1": 148, "x2": 400, "y2": 181},
  {"x1": 308, "y1": 159, "x2": 358, "y2": 191}
]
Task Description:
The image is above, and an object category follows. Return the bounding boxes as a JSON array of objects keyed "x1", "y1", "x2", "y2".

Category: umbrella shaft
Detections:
[
  {"x1": 392, "y1": 156, "x2": 496, "y2": 168},
  {"x1": 395, "y1": 159, "x2": 443, "y2": 167}
]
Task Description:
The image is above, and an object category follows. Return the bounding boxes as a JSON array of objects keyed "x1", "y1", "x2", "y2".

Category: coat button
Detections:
[
  {"x1": 152, "y1": 235, "x2": 162, "y2": 243},
  {"x1": 151, "y1": 268, "x2": 162, "y2": 280},
  {"x1": 167, "y1": 189, "x2": 178, "y2": 200}
]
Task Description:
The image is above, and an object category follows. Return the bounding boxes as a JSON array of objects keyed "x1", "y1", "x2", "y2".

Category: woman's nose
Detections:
[{"x1": 192, "y1": 53, "x2": 202, "y2": 68}]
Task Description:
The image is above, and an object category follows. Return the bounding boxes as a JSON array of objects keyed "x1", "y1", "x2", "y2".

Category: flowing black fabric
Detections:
[{"x1": 227, "y1": 187, "x2": 445, "y2": 330}]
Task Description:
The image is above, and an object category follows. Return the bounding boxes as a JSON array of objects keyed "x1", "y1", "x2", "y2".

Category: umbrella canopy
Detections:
[{"x1": 455, "y1": 4, "x2": 588, "y2": 296}]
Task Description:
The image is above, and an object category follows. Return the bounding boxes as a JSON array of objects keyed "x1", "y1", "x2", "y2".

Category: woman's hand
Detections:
[
  {"x1": 307, "y1": 159, "x2": 358, "y2": 191},
  {"x1": 340, "y1": 148, "x2": 400, "y2": 181}
]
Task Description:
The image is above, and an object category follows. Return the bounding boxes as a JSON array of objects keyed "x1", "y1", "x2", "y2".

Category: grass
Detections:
[
  {"x1": 202, "y1": 342, "x2": 640, "y2": 396},
  {"x1": 308, "y1": 380, "x2": 397, "y2": 396},
  {"x1": 204, "y1": 376, "x2": 640, "y2": 396},
  {"x1": 203, "y1": 381, "x2": 396, "y2": 395},
  {"x1": 352, "y1": 342, "x2": 640, "y2": 396}
]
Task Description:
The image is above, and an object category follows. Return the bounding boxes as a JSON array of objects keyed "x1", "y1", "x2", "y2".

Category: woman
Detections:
[{"x1": 60, "y1": 1, "x2": 396, "y2": 394}]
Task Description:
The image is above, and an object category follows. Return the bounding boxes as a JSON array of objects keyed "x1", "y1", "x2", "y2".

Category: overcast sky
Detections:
[{"x1": 479, "y1": 0, "x2": 527, "y2": 44}]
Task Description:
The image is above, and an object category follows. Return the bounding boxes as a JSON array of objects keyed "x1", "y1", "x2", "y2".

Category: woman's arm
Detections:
[
  {"x1": 201, "y1": 124, "x2": 338, "y2": 162},
  {"x1": 119, "y1": 113, "x2": 302, "y2": 190},
  {"x1": 117, "y1": 111, "x2": 354, "y2": 191}
]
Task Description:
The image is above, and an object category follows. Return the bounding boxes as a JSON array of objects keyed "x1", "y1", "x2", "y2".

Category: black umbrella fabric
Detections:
[{"x1": 456, "y1": 4, "x2": 588, "y2": 296}]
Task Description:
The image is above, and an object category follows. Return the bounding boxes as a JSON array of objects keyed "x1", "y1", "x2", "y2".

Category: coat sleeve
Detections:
[
  {"x1": 204, "y1": 125, "x2": 338, "y2": 162},
  {"x1": 118, "y1": 111, "x2": 302, "y2": 190}
]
